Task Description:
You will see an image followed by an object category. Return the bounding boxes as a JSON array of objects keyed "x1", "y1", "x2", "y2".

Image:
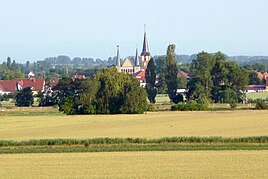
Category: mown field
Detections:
[
  {"x1": 0, "y1": 109, "x2": 268, "y2": 140},
  {"x1": 1, "y1": 151, "x2": 267, "y2": 178}
]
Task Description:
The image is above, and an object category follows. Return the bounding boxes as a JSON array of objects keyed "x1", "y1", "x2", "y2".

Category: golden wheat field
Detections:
[
  {"x1": 0, "y1": 151, "x2": 267, "y2": 178},
  {"x1": 1, "y1": 110, "x2": 268, "y2": 140}
]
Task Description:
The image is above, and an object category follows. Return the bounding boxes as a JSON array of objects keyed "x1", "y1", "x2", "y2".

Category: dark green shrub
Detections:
[
  {"x1": 171, "y1": 103, "x2": 208, "y2": 111},
  {"x1": 229, "y1": 102, "x2": 237, "y2": 109},
  {"x1": 255, "y1": 99, "x2": 268, "y2": 109},
  {"x1": 147, "y1": 104, "x2": 155, "y2": 111}
]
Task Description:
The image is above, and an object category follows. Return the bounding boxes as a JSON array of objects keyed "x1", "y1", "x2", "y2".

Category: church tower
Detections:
[
  {"x1": 134, "y1": 47, "x2": 141, "y2": 73},
  {"x1": 140, "y1": 25, "x2": 151, "y2": 70},
  {"x1": 116, "y1": 45, "x2": 121, "y2": 67}
]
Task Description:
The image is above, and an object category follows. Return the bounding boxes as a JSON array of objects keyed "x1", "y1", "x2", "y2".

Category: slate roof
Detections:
[{"x1": 140, "y1": 31, "x2": 151, "y2": 56}]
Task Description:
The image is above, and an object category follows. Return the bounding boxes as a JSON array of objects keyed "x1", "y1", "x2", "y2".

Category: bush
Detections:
[
  {"x1": 171, "y1": 103, "x2": 208, "y2": 111},
  {"x1": 229, "y1": 102, "x2": 237, "y2": 109},
  {"x1": 147, "y1": 104, "x2": 155, "y2": 111},
  {"x1": 15, "y1": 87, "x2": 34, "y2": 107},
  {"x1": 255, "y1": 99, "x2": 268, "y2": 109}
]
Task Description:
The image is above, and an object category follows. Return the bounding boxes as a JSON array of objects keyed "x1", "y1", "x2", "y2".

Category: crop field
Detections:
[
  {"x1": 1, "y1": 108, "x2": 268, "y2": 178},
  {"x1": 0, "y1": 151, "x2": 267, "y2": 178},
  {"x1": 0, "y1": 109, "x2": 268, "y2": 140}
]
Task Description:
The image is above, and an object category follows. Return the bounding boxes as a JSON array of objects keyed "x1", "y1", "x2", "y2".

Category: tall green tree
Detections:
[
  {"x1": 155, "y1": 56, "x2": 167, "y2": 94},
  {"x1": 164, "y1": 44, "x2": 180, "y2": 103},
  {"x1": 188, "y1": 52, "x2": 213, "y2": 105},
  {"x1": 26, "y1": 61, "x2": 30, "y2": 72},
  {"x1": 145, "y1": 58, "x2": 157, "y2": 103},
  {"x1": 15, "y1": 87, "x2": 34, "y2": 107},
  {"x1": 6, "y1": 57, "x2": 11, "y2": 69},
  {"x1": 178, "y1": 76, "x2": 187, "y2": 89},
  {"x1": 211, "y1": 52, "x2": 228, "y2": 101}
]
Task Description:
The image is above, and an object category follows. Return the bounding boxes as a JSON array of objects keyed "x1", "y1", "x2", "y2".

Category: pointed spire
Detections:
[
  {"x1": 116, "y1": 45, "x2": 120, "y2": 67},
  {"x1": 141, "y1": 24, "x2": 150, "y2": 56},
  {"x1": 135, "y1": 47, "x2": 139, "y2": 66}
]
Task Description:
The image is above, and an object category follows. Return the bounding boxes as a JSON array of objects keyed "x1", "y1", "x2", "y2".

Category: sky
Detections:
[{"x1": 0, "y1": 0, "x2": 268, "y2": 63}]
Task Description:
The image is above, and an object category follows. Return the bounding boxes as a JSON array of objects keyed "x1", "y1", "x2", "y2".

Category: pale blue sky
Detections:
[{"x1": 0, "y1": 0, "x2": 268, "y2": 62}]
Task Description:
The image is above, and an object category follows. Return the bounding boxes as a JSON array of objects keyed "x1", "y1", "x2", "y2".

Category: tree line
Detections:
[
  {"x1": 1, "y1": 44, "x2": 267, "y2": 113},
  {"x1": 145, "y1": 45, "x2": 250, "y2": 106}
]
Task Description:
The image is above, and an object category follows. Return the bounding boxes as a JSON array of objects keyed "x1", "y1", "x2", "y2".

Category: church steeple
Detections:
[
  {"x1": 135, "y1": 47, "x2": 139, "y2": 66},
  {"x1": 141, "y1": 24, "x2": 150, "y2": 56},
  {"x1": 116, "y1": 45, "x2": 120, "y2": 67},
  {"x1": 140, "y1": 25, "x2": 151, "y2": 70}
]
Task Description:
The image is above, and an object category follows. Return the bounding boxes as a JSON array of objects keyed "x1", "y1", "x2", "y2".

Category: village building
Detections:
[
  {"x1": 116, "y1": 27, "x2": 151, "y2": 85},
  {"x1": 246, "y1": 71, "x2": 268, "y2": 92},
  {"x1": 0, "y1": 72, "x2": 45, "y2": 95}
]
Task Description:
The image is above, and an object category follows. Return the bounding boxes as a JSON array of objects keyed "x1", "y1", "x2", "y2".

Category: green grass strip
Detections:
[
  {"x1": 1, "y1": 143, "x2": 268, "y2": 154},
  {"x1": 1, "y1": 136, "x2": 268, "y2": 147}
]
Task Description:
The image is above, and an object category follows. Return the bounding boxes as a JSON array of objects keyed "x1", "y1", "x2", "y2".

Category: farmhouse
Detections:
[
  {"x1": 246, "y1": 72, "x2": 268, "y2": 93},
  {"x1": 0, "y1": 78, "x2": 45, "y2": 95}
]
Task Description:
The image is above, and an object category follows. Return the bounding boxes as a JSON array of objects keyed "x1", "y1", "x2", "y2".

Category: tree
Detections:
[
  {"x1": 26, "y1": 61, "x2": 30, "y2": 72},
  {"x1": 57, "y1": 67, "x2": 148, "y2": 115},
  {"x1": 15, "y1": 87, "x2": 34, "y2": 107},
  {"x1": 120, "y1": 78, "x2": 148, "y2": 114},
  {"x1": 155, "y1": 56, "x2": 167, "y2": 94},
  {"x1": 188, "y1": 52, "x2": 213, "y2": 105},
  {"x1": 7, "y1": 57, "x2": 11, "y2": 69},
  {"x1": 211, "y1": 52, "x2": 228, "y2": 102},
  {"x1": 10, "y1": 60, "x2": 18, "y2": 71},
  {"x1": 178, "y1": 76, "x2": 187, "y2": 89},
  {"x1": 164, "y1": 44, "x2": 180, "y2": 103},
  {"x1": 249, "y1": 72, "x2": 260, "y2": 85},
  {"x1": 145, "y1": 58, "x2": 157, "y2": 103}
]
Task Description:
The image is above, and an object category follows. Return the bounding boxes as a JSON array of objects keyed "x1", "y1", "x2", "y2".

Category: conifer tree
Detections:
[
  {"x1": 164, "y1": 44, "x2": 181, "y2": 103},
  {"x1": 145, "y1": 58, "x2": 157, "y2": 103}
]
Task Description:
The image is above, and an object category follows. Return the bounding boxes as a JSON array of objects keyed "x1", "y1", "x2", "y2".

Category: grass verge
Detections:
[{"x1": 1, "y1": 137, "x2": 268, "y2": 154}]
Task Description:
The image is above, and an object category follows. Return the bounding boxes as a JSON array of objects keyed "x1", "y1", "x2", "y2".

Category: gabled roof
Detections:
[
  {"x1": 0, "y1": 80, "x2": 17, "y2": 92},
  {"x1": 133, "y1": 70, "x2": 145, "y2": 77},
  {"x1": 19, "y1": 78, "x2": 45, "y2": 91},
  {"x1": 0, "y1": 78, "x2": 45, "y2": 92},
  {"x1": 257, "y1": 72, "x2": 264, "y2": 80},
  {"x1": 177, "y1": 71, "x2": 190, "y2": 79},
  {"x1": 133, "y1": 70, "x2": 146, "y2": 81},
  {"x1": 50, "y1": 81, "x2": 59, "y2": 88},
  {"x1": 0, "y1": 84, "x2": 5, "y2": 91},
  {"x1": 121, "y1": 58, "x2": 134, "y2": 67}
]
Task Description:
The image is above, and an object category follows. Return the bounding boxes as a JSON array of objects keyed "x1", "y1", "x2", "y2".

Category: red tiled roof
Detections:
[
  {"x1": 257, "y1": 72, "x2": 264, "y2": 80},
  {"x1": 19, "y1": 78, "x2": 45, "y2": 91},
  {"x1": 0, "y1": 80, "x2": 17, "y2": 92},
  {"x1": 177, "y1": 71, "x2": 190, "y2": 79},
  {"x1": 50, "y1": 81, "x2": 59, "y2": 88},
  {"x1": 133, "y1": 70, "x2": 145, "y2": 78},
  {"x1": 133, "y1": 70, "x2": 146, "y2": 82},
  {"x1": 0, "y1": 78, "x2": 45, "y2": 93}
]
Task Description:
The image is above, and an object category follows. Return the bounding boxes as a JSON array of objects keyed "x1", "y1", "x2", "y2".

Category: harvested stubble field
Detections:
[
  {"x1": 0, "y1": 109, "x2": 268, "y2": 140},
  {"x1": 1, "y1": 151, "x2": 268, "y2": 178}
]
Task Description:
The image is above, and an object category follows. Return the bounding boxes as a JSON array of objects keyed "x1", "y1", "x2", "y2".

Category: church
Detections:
[{"x1": 116, "y1": 28, "x2": 152, "y2": 83}]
